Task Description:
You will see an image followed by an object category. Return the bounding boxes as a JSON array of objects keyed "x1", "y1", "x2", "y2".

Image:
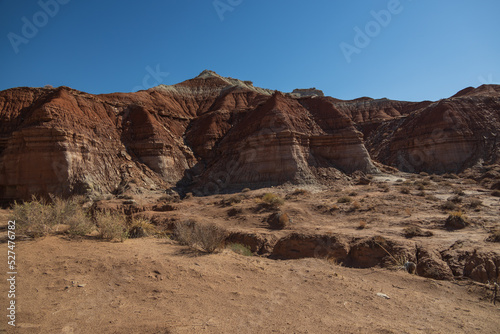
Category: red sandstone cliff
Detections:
[{"x1": 0, "y1": 71, "x2": 498, "y2": 200}]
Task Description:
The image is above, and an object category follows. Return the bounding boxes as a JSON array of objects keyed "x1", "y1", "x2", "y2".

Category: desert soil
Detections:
[{"x1": 1, "y1": 173, "x2": 500, "y2": 333}]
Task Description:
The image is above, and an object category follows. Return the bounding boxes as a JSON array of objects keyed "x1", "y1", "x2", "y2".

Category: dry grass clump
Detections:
[
  {"x1": 452, "y1": 188, "x2": 465, "y2": 196},
  {"x1": 95, "y1": 211, "x2": 128, "y2": 241},
  {"x1": 486, "y1": 229, "x2": 500, "y2": 243},
  {"x1": 337, "y1": 196, "x2": 352, "y2": 204},
  {"x1": 261, "y1": 193, "x2": 285, "y2": 209},
  {"x1": 11, "y1": 196, "x2": 54, "y2": 238},
  {"x1": 11, "y1": 196, "x2": 94, "y2": 238},
  {"x1": 448, "y1": 195, "x2": 463, "y2": 203},
  {"x1": 241, "y1": 188, "x2": 251, "y2": 193},
  {"x1": 174, "y1": 220, "x2": 227, "y2": 253},
  {"x1": 445, "y1": 211, "x2": 469, "y2": 230},
  {"x1": 403, "y1": 226, "x2": 433, "y2": 238},
  {"x1": 400, "y1": 187, "x2": 411, "y2": 194},
  {"x1": 441, "y1": 200, "x2": 458, "y2": 211},
  {"x1": 220, "y1": 194, "x2": 244, "y2": 206},
  {"x1": 348, "y1": 201, "x2": 361, "y2": 212},
  {"x1": 357, "y1": 221, "x2": 367, "y2": 230},
  {"x1": 292, "y1": 188, "x2": 311, "y2": 196},
  {"x1": 128, "y1": 218, "x2": 157, "y2": 238},
  {"x1": 469, "y1": 198, "x2": 482, "y2": 209}
]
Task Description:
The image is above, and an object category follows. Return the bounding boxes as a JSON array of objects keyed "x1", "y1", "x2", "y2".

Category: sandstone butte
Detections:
[{"x1": 0, "y1": 70, "x2": 499, "y2": 201}]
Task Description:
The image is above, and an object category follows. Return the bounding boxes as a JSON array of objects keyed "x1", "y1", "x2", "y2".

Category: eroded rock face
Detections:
[{"x1": 1, "y1": 72, "x2": 499, "y2": 200}]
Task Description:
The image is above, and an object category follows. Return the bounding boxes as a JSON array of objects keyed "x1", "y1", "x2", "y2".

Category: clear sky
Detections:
[{"x1": 0, "y1": 0, "x2": 499, "y2": 101}]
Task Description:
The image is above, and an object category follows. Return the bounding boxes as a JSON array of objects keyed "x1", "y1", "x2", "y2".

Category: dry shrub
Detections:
[
  {"x1": 11, "y1": 196, "x2": 94, "y2": 238},
  {"x1": 403, "y1": 226, "x2": 433, "y2": 238},
  {"x1": 445, "y1": 211, "x2": 469, "y2": 230},
  {"x1": 10, "y1": 196, "x2": 54, "y2": 238},
  {"x1": 400, "y1": 187, "x2": 410, "y2": 194},
  {"x1": 128, "y1": 218, "x2": 157, "y2": 238},
  {"x1": 67, "y1": 208, "x2": 94, "y2": 236},
  {"x1": 174, "y1": 220, "x2": 227, "y2": 253},
  {"x1": 486, "y1": 229, "x2": 500, "y2": 243},
  {"x1": 241, "y1": 188, "x2": 251, "y2": 193},
  {"x1": 220, "y1": 194, "x2": 244, "y2": 206},
  {"x1": 441, "y1": 200, "x2": 457, "y2": 211},
  {"x1": 492, "y1": 190, "x2": 500, "y2": 197},
  {"x1": 357, "y1": 221, "x2": 367, "y2": 230},
  {"x1": 292, "y1": 188, "x2": 310, "y2": 196},
  {"x1": 448, "y1": 195, "x2": 463, "y2": 203},
  {"x1": 469, "y1": 198, "x2": 482, "y2": 209},
  {"x1": 349, "y1": 201, "x2": 361, "y2": 212},
  {"x1": 267, "y1": 212, "x2": 291, "y2": 230},
  {"x1": 337, "y1": 196, "x2": 352, "y2": 204},
  {"x1": 261, "y1": 193, "x2": 285, "y2": 209},
  {"x1": 96, "y1": 211, "x2": 128, "y2": 241}
]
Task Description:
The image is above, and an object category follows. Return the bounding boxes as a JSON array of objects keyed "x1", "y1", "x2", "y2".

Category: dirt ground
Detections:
[
  {"x1": 1, "y1": 236, "x2": 499, "y2": 334},
  {"x1": 1, "y1": 172, "x2": 500, "y2": 333}
]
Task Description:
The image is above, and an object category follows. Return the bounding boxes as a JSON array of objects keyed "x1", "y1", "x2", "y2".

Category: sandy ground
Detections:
[
  {"x1": 0, "y1": 235, "x2": 499, "y2": 334},
  {"x1": 1, "y1": 173, "x2": 499, "y2": 333}
]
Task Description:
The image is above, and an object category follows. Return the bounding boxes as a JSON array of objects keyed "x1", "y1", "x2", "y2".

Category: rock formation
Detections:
[{"x1": 0, "y1": 70, "x2": 499, "y2": 200}]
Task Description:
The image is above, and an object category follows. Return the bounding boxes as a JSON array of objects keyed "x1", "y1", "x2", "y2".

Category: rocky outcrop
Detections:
[
  {"x1": 290, "y1": 88, "x2": 324, "y2": 98},
  {"x1": 0, "y1": 71, "x2": 499, "y2": 200}
]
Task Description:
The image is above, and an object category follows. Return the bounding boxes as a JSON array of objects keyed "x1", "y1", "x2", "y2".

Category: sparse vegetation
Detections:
[
  {"x1": 486, "y1": 229, "x2": 500, "y2": 243},
  {"x1": 292, "y1": 188, "x2": 310, "y2": 196},
  {"x1": 11, "y1": 196, "x2": 94, "y2": 238},
  {"x1": 95, "y1": 211, "x2": 128, "y2": 241},
  {"x1": 448, "y1": 195, "x2": 463, "y2": 203},
  {"x1": 267, "y1": 211, "x2": 291, "y2": 230},
  {"x1": 337, "y1": 196, "x2": 352, "y2": 204},
  {"x1": 261, "y1": 193, "x2": 285, "y2": 209},
  {"x1": 174, "y1": 220, "x2": 227, "y2": 253},
  {"x1": 11, "y1": 196, "x2": 55, "y2": 238},
  {"x1": 445, "y1": 211, "x2": 469, "y2": 230},
  {"x1": 441, "y1": 200, "x2": 458, "y2": 211},
  {"x1": 227, "y1": 243, "x2": 253, "y2": 256},
  {"x1": 400, "y1": 187, "x2": 410, "y2": 194},
  {"x1": 128, "y1": 218, "x2": 157, "y2": 238},
  {"x1": 349, "y1": 201, "x2": 361, "y2": 212},
  {"x1": 469, "y1": 198, "x2": 482, "y2": 209},
  {"x1": 492, "y1": 190, "x2": 500, "y2": 197},
  {"x1": 403, "y1": 226, "x2": 433, "y2": 238},
  {"x1": 220, "y1": 195, "x2": 244, "y2": 206}
]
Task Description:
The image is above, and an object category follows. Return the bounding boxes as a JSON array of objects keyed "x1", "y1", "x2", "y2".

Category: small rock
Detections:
[
  {"x1": 376, "y1": 293, "x2": 390, "y2": 299},
  {"x1": 77, "y1": 284, "x2": 86, "y2": 288}
]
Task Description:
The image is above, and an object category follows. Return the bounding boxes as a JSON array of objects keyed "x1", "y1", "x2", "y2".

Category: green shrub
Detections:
[{"x1": 227, "y1": 243, "x2": 253, "y2": 256}]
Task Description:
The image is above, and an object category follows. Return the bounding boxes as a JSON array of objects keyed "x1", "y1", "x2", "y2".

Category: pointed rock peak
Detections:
[{"x1": 196, "y1": 70, "x2": 223, "y2": 80}]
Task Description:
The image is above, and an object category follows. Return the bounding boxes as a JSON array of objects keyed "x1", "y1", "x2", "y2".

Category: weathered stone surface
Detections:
[
  {"x1": 416, "y1": 247, "x2": 454, "y2": 280},
  {"x1": 0, "y1": 72, "x2": 499, "y2": 200}
]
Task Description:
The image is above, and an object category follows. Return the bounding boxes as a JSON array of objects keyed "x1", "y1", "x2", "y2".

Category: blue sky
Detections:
[{"x1": 0, "y1": 0, "x2": 499, "y2": 101}]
